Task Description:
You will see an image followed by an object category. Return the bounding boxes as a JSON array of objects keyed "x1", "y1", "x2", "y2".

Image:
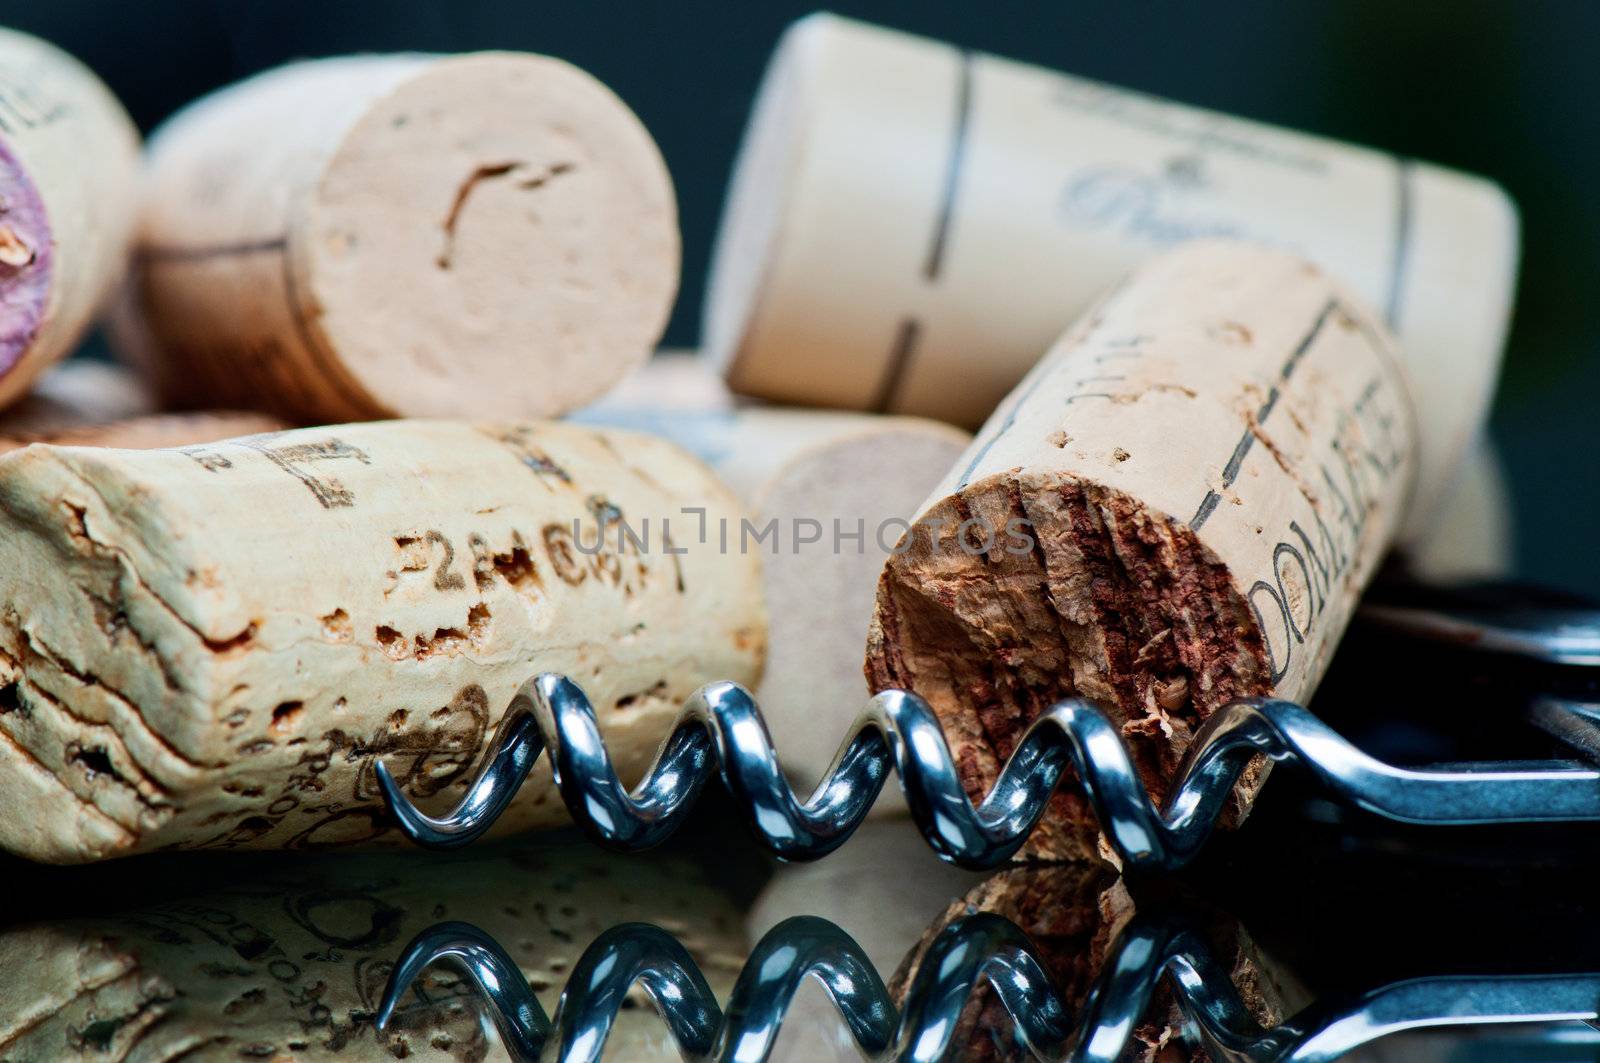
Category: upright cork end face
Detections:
[
  {"x1": 866, "y1": 241, "x2": 1417, "y2": 861},
  {"x1": 120, "y1": 52, "x2": 678, "y2": 423},
  {"x1": 0, "y1": 28, "x2": 139, "y2": 413},
  {"x1": 0, "y1": 137, "x2": 54, "y2": 381},
  {"x1": 304, "y1": 52, "x2": 680, "y2": 420},
  {"x1": 866, "y1": 473, "x2": 1273, "y2": 861}
]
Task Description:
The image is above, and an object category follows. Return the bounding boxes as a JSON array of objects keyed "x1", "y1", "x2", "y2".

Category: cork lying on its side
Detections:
[
  {"x1": 0, "y1": 410, "x2": 288, "y2": 455},
  {"x1": 0, "y1": 30, "x2": 140, "y2": 411},
  {"x1": 112, "y1": 52, "x2": 679, "y2": 423},
  {"x1": 0, "y1": 841, "x2": 746, "y2": 1060},
  {"x1": 866, "y1": 242, "x2": 1417, "y2": 862},
  {"x1": 0, "y1": 419, "x2": 764, "y2": 864},
  {"x1": 706, "y1": 12, "x2": 1515, "y2": 542},
  {"x1": 577, "y1": 363, "x2": 971, "y2": 798},
  {"x1": 0, "y1": 360, "x2": 156, "y2": 436},
  {"x1": 890, "y1": 866, "x2": 1305, "y2": 1062}
]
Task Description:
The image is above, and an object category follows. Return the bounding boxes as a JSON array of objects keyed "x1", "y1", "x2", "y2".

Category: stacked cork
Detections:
[
  {"x1": 0, "y1": 11, "x2": 1518, "y2": 871},
  {"x1": 0, "y1": 34, "x2": 755, "y2": 865},
  {"x1": 704, "y1": 13, "x2": 1516, "y2": 855}
]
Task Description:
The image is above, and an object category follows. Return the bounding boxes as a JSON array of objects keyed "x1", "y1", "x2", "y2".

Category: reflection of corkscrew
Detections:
[
  {"x1": 378, "y1": 672, "x2": 1600, "y2": 872},
  {"x1": 377, "y1": 912, "x2": 1600, "y2": 1062}
]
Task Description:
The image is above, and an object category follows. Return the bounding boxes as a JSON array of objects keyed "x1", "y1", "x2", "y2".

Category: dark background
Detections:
[{"x1": 6, "y1": 0, "x2": 1597, "y2": 592}]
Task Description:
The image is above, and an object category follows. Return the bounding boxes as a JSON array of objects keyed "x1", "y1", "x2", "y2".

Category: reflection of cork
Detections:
[
  {"x1": 576, "y1": 359, "x2": 970, "y2": 799},
  {"x1": 867, "y1": 243, "x2": 1416, "y2": 862},
  {"x1": 113, "y1": 53, "x2": 679, "y2": 423},
  {"x1": 891, "y1": 866, "x2": 1304, "y2": 1062},
  {"x1": 750, "y1": 820, "x2": 986, "y2": 1063},
  {"x1": 706, "y1": 12, "x2": 1515, "y2": 540},
  {"x1": 0, "y1": 419, "x2": 764, "y2": 863},
  {"x1": 0, "y1": 30, "x2": 139, "y2": 410},
  {"x1": 0, "y1": 840, "x2": 745, "y2": 1060}
]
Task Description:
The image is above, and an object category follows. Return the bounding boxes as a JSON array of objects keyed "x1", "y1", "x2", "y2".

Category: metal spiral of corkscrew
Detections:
[
  {"x1": 376, "y1": 912, "x2": 1600, "y2": 1062},
  {"x1": 376, "y1": 673, "x2": 1600, "y2": 873}
]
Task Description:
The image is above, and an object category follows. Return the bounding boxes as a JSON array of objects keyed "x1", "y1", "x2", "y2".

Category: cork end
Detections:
[
  {"x1": 0, "y1": 137, "x2": 53, "y2": 382},
  {"x1": 866, "y1": 470, "x2": 1272, "y2": 861},
  {"x1": 302, "y1": 52, "x2": 679, "y2": 421}
]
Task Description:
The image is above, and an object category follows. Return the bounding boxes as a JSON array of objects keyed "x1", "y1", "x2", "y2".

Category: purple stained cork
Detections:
[{"x1": 0, "y1": 135, "x2": 51, "y2": 379}]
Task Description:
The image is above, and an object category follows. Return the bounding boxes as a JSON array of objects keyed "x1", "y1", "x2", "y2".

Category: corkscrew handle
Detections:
[
  {"x1": 377, "y1": 913, "x2": 1600, "y2": 1062},
  {"x1": 377, "y1": 674, "x2": 1600, "y2": 872}
]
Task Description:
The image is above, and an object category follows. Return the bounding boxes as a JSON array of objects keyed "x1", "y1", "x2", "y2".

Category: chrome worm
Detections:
[
  {"x1": 378, "y1": 674, "x2": 1600, "y2": 872},
  {"x1": 376, "y1": 912, "x2": 1600, "y2": 1062}
]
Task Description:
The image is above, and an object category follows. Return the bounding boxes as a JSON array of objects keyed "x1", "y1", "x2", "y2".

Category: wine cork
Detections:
[
  {"x1": 112, "y1": 53, "x2": 679, "y2": 423},
  {"x1": 706, "y1": 12, "x2": 1515, "y2": 540},
  {"x1": 0, "y1": 359, "x2": 155, "y2": 435},
  {"x1": 866, "y1": 242, "x2": 1417, "y2": 862},
  {"x1": 891, "y1": 867, "x2": 1304, "y2": 1063},
  {"x1": 1402, "y1": 436, "x2": 1514, "y2": 584},
  {"x1": 0, "y1": 419, "x2": 764, "y2": 864},
  {"x1": 0, "y1": 29, "x2": 139, "y2": 410},
  {"x1": 0, "y1": 410, "x2": 287, "y2": 455},
  {"x1": 583, "y1": 349, "x2": 737, "y2": 413},
  {"x1": 576, "y1": 368, "x2": 970, "y2": 797},
  {"x1": 0, "y1": 840, "x2": 745, "y2": 1060}
]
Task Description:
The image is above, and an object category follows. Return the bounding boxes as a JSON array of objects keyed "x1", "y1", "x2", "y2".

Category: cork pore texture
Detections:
[
  {"x1": 867, "y1": 468, "x2": 1272, "y2": 862},
  {"x1": 0, "y1": 420, "x2": 764, "y2": 864}
]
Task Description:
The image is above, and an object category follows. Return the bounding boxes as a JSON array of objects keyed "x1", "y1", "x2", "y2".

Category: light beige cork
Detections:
[
  {"x1": 866, "y1": 242, "x2": 1417, "y2": 862},
  {"x1": 581, "y1": 349, "x2": 736, "y2": 413},
  {"x1": 0, "y1": 410, "x2": 287, "y2": 455},
  {"x1": 1404, "y1": 436, "x2": 1514, "y2": 584},
  {"x1": 0, "y1": 841, "x2": 745, "y2": 1060},
  {"x1": 0, "y1": 418, "x2": 764, "y2": 864},
  {"x1": 705, "y1": 12, "x2": 1515, "y2": 542},
  {"x1": 0, "y1": 359, "x2": 156, "y2": 436},
  {"x1": 576, "y1": 362, "x2": 970, "y2": 799},
  {"x1": 112, "y1": 52, "x2": 679, "y2": 423},
  {"x1": 0, "y1": 29, "x2": 139, "y2": 410}
]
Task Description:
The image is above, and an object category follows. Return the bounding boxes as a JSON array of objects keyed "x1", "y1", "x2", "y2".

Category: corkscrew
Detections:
[
  {"x1": 378, "y1": 679, "x2": 1600, "y2": 873},
  {"x1": 376, "y1": 911, "x2": 1600, "y2": 1062}
]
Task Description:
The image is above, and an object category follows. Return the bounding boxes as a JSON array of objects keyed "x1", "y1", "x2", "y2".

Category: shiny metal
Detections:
[
  {"x1": 377, "y1": 913, "x2": 1600, "y2": 1062},
  {"x1": 1357, "y1": 594, "x2": 1600, "y2": 666},
  {"x1": 1530, "y1": 696, "x2": 1600, "y2": 763},
  {"x1": 378, "y1": 673, "x2": 1600, "y2": 872}
]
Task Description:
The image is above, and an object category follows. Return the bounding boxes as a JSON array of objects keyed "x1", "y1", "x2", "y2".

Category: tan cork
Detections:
[
  {"x1": 706, "y1": 12, "x2": 1514, "y2": 541},
  {"x1": 0, "y1": 30, "x2": 139, "y2": 411},
  {"x1": 113, "y1": 53, "x2": 679, "y2": 423},
  {"x1": 0, "y1": 418, "x2": 765, "y2": 863},
  {"x1": 866, "y1": 242, "x2": 1417, "y2": 862}
]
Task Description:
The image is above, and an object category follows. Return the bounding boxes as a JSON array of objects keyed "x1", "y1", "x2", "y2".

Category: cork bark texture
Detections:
[
  {"x1": 0, "y1": 29, "x2": 140, "y2": 410},
  {"x1": 867, "y1": 242, "x2": 1417, "y2": 861},
  {"x1": 0, "y1": 419, "x2": 765, "y2": 863},
  {"x1": 890, "y1": 867, "x2": 1297, "y2": 1063},
  {"x1": 0, "y1": 842, "x2": 745, "y2": 1060},
  {"x1": 113, "y1": 52, "x2": 678, "y2": 423}
]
